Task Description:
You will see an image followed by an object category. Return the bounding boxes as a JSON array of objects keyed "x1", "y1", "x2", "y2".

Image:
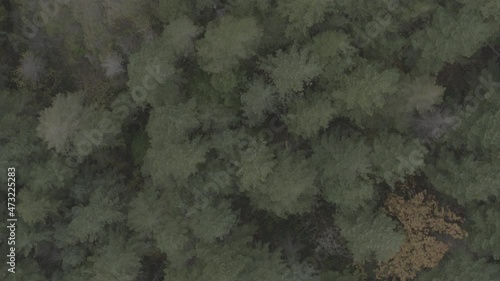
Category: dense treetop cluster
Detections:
[{"x1": 0, "y1": 0, "x2": 499, "y2": 280}]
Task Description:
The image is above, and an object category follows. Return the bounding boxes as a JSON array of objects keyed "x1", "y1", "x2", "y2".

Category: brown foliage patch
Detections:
[{"x1": 376, "y1": 182, "x2": 467, "y2": 281}]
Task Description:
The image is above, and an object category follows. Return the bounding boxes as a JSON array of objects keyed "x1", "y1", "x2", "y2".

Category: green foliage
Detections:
[
  {"x1": 161, "y1": 16, "x2": 202, "y2": 57},
  {"x1": 467, "y1": 203, "x2": 500, "y2": 259},
  {"x1": 126, "y1": 35, "x2": 178, "y2": 108},
  {"x1": 312, "y1": 134, "x2": 374, "y2": 210},
  {"x1": 36, "y1": 92, "x2": 87, "y2": 154},
  {"x1": 471, "y1": 0, "x2": 500, "y2": 21},
  {"x1": 154, "y1": 220, "x2": 191, "y2": 267},
  {"x1": 196, "y1": 97, "x2": 239, "y2": 131},
  {"x1": 224, "y1": 0, "x2": 271, "y2": 16},
  {"x1": 67, "y1": 187, "x2": 125, "y2": 244},
  {"x1": 333, "y1": 64, "x2": 400, "y2": 124},
  {"x1": 277, "y1": 0, "x2": 337, "y2": 37},
  {"x1": 310, "y1": 31, "x2": 352, "y2": 61},
  {"x1": 87, "y1": 234, "x2": 142, "y2": 281},
  {"x1": 321, "y1": 270, "x2": 365, "y2": 281},
  {"x1": 18, "y1": 188, "x2": 60, "y2": 225},
  {"x1": 240, "y1": 77, "x2": 277, "y2": 126},
  {"x1": 416, "y1": 250, "x2": 500, "y2": 281},
  {"x1": 0, "y1": 5, "x2": 7, "y2": 27},
  {"x1": 370, "y1": 132, "x2": 427, "y2": 187},
  {"x1": 261, "y1": 45, "x2": 322, "y2": 98},
  {"x1": 454, "y1": 105, "x2": 500, "y2": 158},
  {"x1": 101, "y1": 0, "x2": 151, "y2": 30},
  {"x1": 143, "y1": 135, "x2": 208, "y2": 185},
  {"x1": 412, "y1": 7, "x2": 499, "y2": 74},
  {"x1": 165, "y1": 225, "x2": 290, "y2": 281},
  {"x1": 403, "y1": 76, "x2": 446, "y2": 114},
  {"x1": 128, "y1": 180, "x2": 192, "y2": 266},
  {"x1": 285, "y1": 93, "x2": 337, "y2": 138},
  {"x1": 130, "y1": 129, "x2": 150, "y2": 166},
  {"x1": 196, "y1": 15, "x2": 263, "y2": 73},
  {"x1": 60, "y1": 245, "x2": 88, "y2": 270},
  {"x1": 358, "y1": 75, "x2": 446, "y2": 132},
  {"x1": 16, "y1": 220, "x2": 52, "y2": 258},
  {"x1": 27, "y1": 156, "x2": 75, "y2": 192},
  {"x1": 68, "y1": 0, "x2": 114, "y2": 58},
  {"x1": 236, "y1": 138, "x2": 277, "y2": 191},
  {"x1": 5, "y1": 1, "x2": 500, "y2": 280},
  {"x1": 0, "y1": 90, "x2": 46, "y2": 178},
  {"x1": 142, "y1": 100, "x2": 210, "y2": 185},
  {"x1": 11, "y1": 258, "x2": 47, "y2": 281},
  {"x1": 157, "y1": 0, "x2": 191, "y2": 22},
  {"x1": 0, "y1": 90, "x2": 33, "y2": 139},
  {"x1": 188, "y1": 200, "x2": 238, "y2": 242},
  {"x1": 246, "y1": 152, "x2": 318, "y2": 217},
  {"x1": 336, "y1": 210, "x2": 405, "y2": 263},
  {"x1": 210, "y1": 69, "x2": 243, "y2": 95},
  {"x1": 127, "y1": 186, "x2": 165, "y2": 238},
  {"x1": 147, "y1": 99, "x2": 200, "y2": 143},
  {"x1": 425, "y1": 151, "x2": 500, "y2": 204}
]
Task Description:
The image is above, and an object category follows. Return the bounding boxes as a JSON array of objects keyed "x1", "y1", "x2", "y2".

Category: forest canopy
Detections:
[{"x1": 0, "y1": 0, "x2": 499, "y2": 280}]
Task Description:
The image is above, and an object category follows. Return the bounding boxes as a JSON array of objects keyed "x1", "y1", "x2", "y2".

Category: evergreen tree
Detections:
[
  {"x1": 245, "y1": 150, "x2": 318, "y2": 218},
  {"x1": 332, "y1": 64, "x2": 400, "y2": 125},
  {"x1": 412, "y1": 6, "x2": 499, "y2": 74},
  {"x1": 312, "y1": 134, "x2": 374, "y2": 210},
  {"x1": 86, "y1": 233, "x2": 142, "y2": 281},
  {"x1": 3, "y1": 1, "x2": 500, "y2": 280},
  {"x1": 335, "y1": 209, "x2": 405, "y2": 263},
  {"x1": 425, "y1": 150, "x2": 500, "y2": 204},
  {"x1": 466, "y1": 203, "x2": 500, "y2": 260},
  {"x1": 370, "y1": 132, "x2": 427, "y2": 187},
  {"x1": 260, "y1": 45, "x2": 322, "y2": 99},
  {"x1": 416, "y1": 250, "x2": 500, "y2": 281},
  {"x1": 276, "y1": 0, "x2": 337, "y2": 38},
  {"x1": 196, "y1": 15, "x2": 263, "y2": 74}
]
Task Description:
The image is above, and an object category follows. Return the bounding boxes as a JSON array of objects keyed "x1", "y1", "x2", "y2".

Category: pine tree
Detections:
[
  {"x1": 157, "y1": 0, "x2": 191, "y2": 22},
  {"x1": 335, "y1": 209, "x2": 405, "y2": 263},
  {"x1": 4, "y1": 1, "x2": 500, "y2": 280},
  {"x1": 276, "y1": 0, "x2": 337, "y2": 38},
  {"x1": 236, "y1": 137, "x2": 277, "y2": 192},
  {"x1": 425, "y1": 150, "x2": 500, "y2": 204},
  {"x1": 312, "y1": 134, "x2": 374, "y2": 210},
  {"x1": 284, "y1": 92, "x2": 337, "y2": 139},
  {"x1": 142, "y1": 100, "x2": 209, "y2": 185},
  {"x1": 332, "y1": 64, "x2": 400, "y2": 125},
  {"x1": 86, "y1": 234, "x2": 142, "y2": 281},
  {"x1": 411, "y1": 7, "x2": 499, "y2": 74},
  {"x1": 370, "y1": 132, "x2": 427, "y2": 187},
  {"x1": 127, "y1": 185, "x2": 166, "y2": 238},
  {"x1": 36, "y1": 92, "x2": 88, "y2": 154},
  {"x1": 196, "y1": 15, "x2": 263, "y2": 74},
  {"x1": 240, "y1": 77, "x2": 277, "y2": 126},
  {"x1": 188, "y1": 199, "x2": 237, "y2": 243},
  {"x1": 164, "y1": 225, "x2": 291, "y2": 281},
  {"x1": 466, "y1": 203, "x2": 500, "y2": 260},
  {"x1": 260, "y1": 45, "x2": 322, "y2": 98},
  {"x1": 18, "y1": 188, "x2": 60, "y2": 225},
  {"x1": 321, "y1": 270, "x2": 365, "y2": 281},
  {"x1": 66, "y1": 186, "x2": 125, "y2": 244},
  {"x1": 16, "y1": 51, "x2": 45, "y2": 83},
  {"x1": 415, "y1": 250, "x2": 500, "y2": 281},
  {"x1": 245, "y1": 151, "x2": 318, "y2": 218},
  {"x1": 160, "y1": 16, "x2": 201, "y2": 57},
  {"x1": 126, "y1": 33, "x2": 178, "y2": 108}
]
